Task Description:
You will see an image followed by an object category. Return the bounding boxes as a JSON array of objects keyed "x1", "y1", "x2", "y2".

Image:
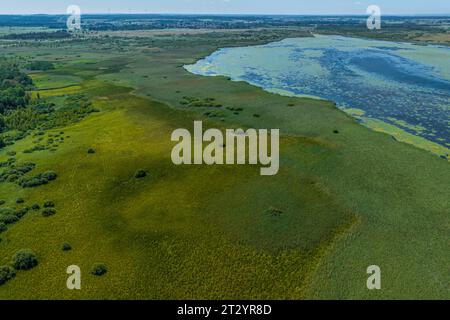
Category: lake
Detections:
[{"x1": 185, "y1": 35, "x2": 450, "y2": 157}]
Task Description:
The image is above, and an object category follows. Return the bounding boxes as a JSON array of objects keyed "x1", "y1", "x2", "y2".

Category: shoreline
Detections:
[{"x1": 184, "y1": 35, "x2": 450, "y2": 161}]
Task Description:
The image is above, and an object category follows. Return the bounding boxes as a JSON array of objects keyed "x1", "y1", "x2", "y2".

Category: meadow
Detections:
[{"x1": 0, "y1": 25, "x2": 448, "y2": 299}]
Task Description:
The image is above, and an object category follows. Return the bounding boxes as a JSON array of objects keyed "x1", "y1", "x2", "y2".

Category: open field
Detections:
[
  {"x1": 30, "y1": 73, "x2": 83, "y2": 90},
  {"x1": 0, "y1": 22, "x2": 449, "y2": 299}
]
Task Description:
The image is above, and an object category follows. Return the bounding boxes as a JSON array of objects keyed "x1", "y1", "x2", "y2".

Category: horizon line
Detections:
[{"x1": 0, "y1": 12, "x2": 449, "y2": 16}]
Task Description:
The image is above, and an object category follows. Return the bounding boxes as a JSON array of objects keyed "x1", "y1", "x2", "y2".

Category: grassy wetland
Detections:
[{"x1": 0, "y1": 15, "x2": 448, "y2": 299}]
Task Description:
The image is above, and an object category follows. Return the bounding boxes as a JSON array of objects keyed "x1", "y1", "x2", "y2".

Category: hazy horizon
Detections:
[
  {"x1": 0, "y1": 13, "x2": 449, "y2": 16},
  {"x1": 1, "y1": 0, "x2": 449, "y2": 15}
]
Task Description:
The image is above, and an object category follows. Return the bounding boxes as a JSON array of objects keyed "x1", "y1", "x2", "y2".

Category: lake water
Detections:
[{"x1": 185, "y1": 35, "x2": 450, "y2": 156}]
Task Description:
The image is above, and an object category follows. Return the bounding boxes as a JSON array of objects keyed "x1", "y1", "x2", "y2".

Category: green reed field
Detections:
[{"x1": 0, "y1": 28, "x2": 448, "y2": 299}]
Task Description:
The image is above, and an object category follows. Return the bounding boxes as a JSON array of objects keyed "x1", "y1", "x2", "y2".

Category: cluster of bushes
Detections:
[
  {"x1": 0, "y1": 209, "x2": 19, "y2": 224},
  {"x1": 3, "y1": 101, "x2": 55, "y2": 132},
  {"x1": 42, "y1": 200, "x2": 56, "y2": 217},
  {"x1": 22, "y1": 144, "x2": 48, "y2": 154},
  {"x1": 0, "y1": 131, "x2": 27, "y2": 147},
  {"x1": 0, "y1": 157, "x2": 16, "y2": 168},
  {"x1": 42, "y1": 208, "x2": 56, "y2": 217},
  {"x1": 0, "y1": 199, "x2": 57, "y2": 234},
  {"x1": 0, "y1": 206, "x2": 30, "y2": 233},
  {"x1": 12, "y1": 249, "x2": 38, "y2": 270},
  {"x1": 31, "y1": 101, "x2": 56, "y2": 115},
  {"x1": 4, "y1": 97, "x2": 92, "y2": 138},
  {"x1": 38, "y1": 95, "x2": 98, "y2": 130},
  {"x1": 0, "y1": 162, "x2": 36, "y2": 183},
  {"x1": 0, "y1": 59, "x2": 96, "y2": 152},
  {"x1": 180, "y1": 96, "x2": 223, "y2": 108},
  {"x1": 226, "y1": 106, "x2": 244, "y2": 115},
  {"x1": 17, "y1": 170, "x2": 57, "y2": 188},
  {"x1": 25, "y1": 131, "x2": 66, "y2": 154},
  {"x1": 178, "y1": 97, "x2": 246, "y2": 119},
  {"x1": 26, "y1": 61, "x2": 55, "y2": 71},
  {"x1": 2, "y1": 92, "x2": 92, "y2": 151},
  {"x1": 46, "y1": 137, "x2": 61, "y2": 146},
  {"x1": 203, "y1": 110, "x2": 226, "y2": 119},
  {"x1": 0, "y1": 265, "x2": 15, "y2": 285},
  {"x1": 0, "y1": 249, "x2": 39, "y2": 286},
  {"x1": 23, "y1": 135, "x2": 65, "y2": 154}
]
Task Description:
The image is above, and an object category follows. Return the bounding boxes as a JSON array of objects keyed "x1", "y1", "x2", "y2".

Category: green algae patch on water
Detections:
[
  {"x1": 343, "y1": 108, "x2": 366, "y2": 117},
  {"x1": 362, "y1": 117, "x2": 450, "y2": 159}
]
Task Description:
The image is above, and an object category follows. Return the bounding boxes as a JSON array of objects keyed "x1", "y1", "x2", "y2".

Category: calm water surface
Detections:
[{"x1": 186, "y1": 35, "x2": 450, "y2": 152}]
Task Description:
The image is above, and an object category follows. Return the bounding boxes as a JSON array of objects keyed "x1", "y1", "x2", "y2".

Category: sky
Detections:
[{"x1": 1, "y1": 0, "x2": 449, "y2": 15}]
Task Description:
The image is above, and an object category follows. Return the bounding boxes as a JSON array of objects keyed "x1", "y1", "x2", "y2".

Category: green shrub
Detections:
[
  {"x1": 87, "y1": 148, "x2": 96, "y2": 154},
  {"x1": 0, "y1": 265, "x2": 15, "y2": 285},
  {"x1": 27, "y1": 61, "x2": 54, "y2": 71},
  {"x1": 6, "y1": 174, "x2": 19, "y2": 182},
  {"x1": 22, "y1": 144, "x2": 47, "y2": 154},
  {"x1": 43, "y1": 201, "x2": 55, "y2": 208},
  {"x1": 18, "y1": 176, "x2": 48, "y2": 188},
  {"x1": 42, "y1": 171, "x2": 57, "y2": 181},
  {"x1": 16, "y1": 198, "x2": 25, "y2": 204},
  {"x1": 0, "y1": 222, "x2": 7, "y2": 233},
  {"x1": 135, "y1": 169, "x2": 147, "y2": 179},
  {"x1": 91, "y1": 263, "x2": 107, "y2": 276},
  {"x1": 0, "y1": 162, "x2": 36, "y2": 183},
  {"x1": 17, "y1": 170, "x2": 57, "y2": 188},
  {"x1": 15, "y1": 207, "x2": 29, "y2": 218},
  {"x1": 0, "y1": 158, "x2": 15, "y2": 168},
  {"x1": 42, "y1": 208, "x2": 56, "y2": 217},
  {"x1": 31, "y1": 203, "x2": 40, "y2": 210},
  {"x1": 226, "y1": 107, "x2": 244, "y2": 112},
  {"x1": 0, "y1": 200, "x2": 5, "y2": 206},
  {"x1": 18, "y1": 162, "x2": 39, "y2": 172},
  {"x1": 0, "y1": 208, "x2": 14, "y2": 215},
  {"x1": 12, "y1": 249, "x2": 38, "y2": 270},
  {"x1": 267, "y1": 207, "x2": 283, "y2": 217},
  {"x1": 62, "y1": 243, "x2": 72, "y2": 251},
  {"x1": 0, "y1": 214, "x2": 19, "y2": 224},
  {"x1": 180, "y1": 96, "x2": 223, "y2": 108}
]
